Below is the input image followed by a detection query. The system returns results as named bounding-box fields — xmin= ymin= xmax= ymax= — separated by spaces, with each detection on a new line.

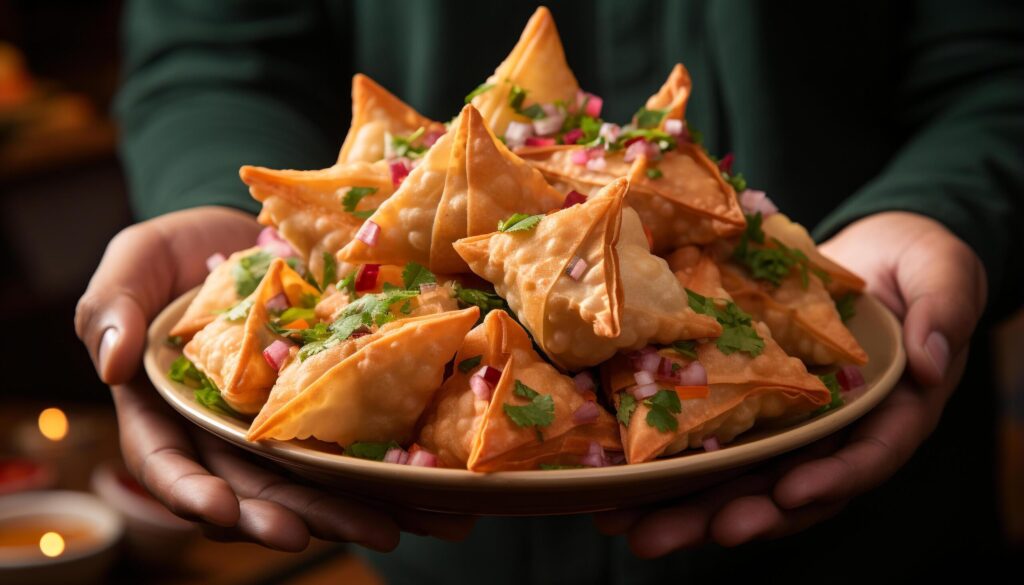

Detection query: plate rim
xmin=144 ymin=287 xmax=905 ymax=490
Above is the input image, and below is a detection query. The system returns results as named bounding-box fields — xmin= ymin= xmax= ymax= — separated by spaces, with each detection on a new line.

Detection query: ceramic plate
xmin=145 ymin=288 xmax=904 ymax=515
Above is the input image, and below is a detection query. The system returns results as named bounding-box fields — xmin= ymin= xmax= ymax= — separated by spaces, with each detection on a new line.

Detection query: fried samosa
xmin=170 ymin=246 xmax=262 ymax=341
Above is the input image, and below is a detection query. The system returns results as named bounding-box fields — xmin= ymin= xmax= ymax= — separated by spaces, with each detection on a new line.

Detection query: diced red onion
xmin=505 ymin=121 xmax=534 ymax=149
xmin=677 ymin=361 xmax=708 ymax=386
xmin=623 ymin=140 xmax=659 ymax=163
xmin=349 ymin=328 xmax=370 ymax=339
xmin=583 ymin=94 xmax=603 ymax=118
xmin=836 ymin=366 xmax=866 ymax=392
xmin=532 ymin=105 xmax=566 ymax=136
xmin=703 ymin=437 xmax=721 ymax=452
xmin=422 ymin=129 xmax=444 ymax=148
xmin=658 ymin=357 xmax=676 ymax=379
xmin=206 ymin=252 xmax=226 ymax=272
xmin=262 ymin=340 xmax=291 ymax=371
xmin=634 ymin=370 xmax=655 ymax=386
xmin=638 ymin=351 xmax=662 ymax=374
xmin=573 ymin=371 xmax=596 ymax=393
xmin=586 ymin=156 xmax=607 ymax=172
xmin=718 ymin=152 xmax=735 ymax=174
xmin=664 ymin=118 xmax=685 ymax=137
xmin=390 ymin=159 xmax=411 ymax=187
xmin=599 ymin=123 xmax=621 ymax=144
xmin=419 ymin=282 xmax=437 ymax=293
xmin=384 ymin=448 xmax=409 ymax=465
xmin=580 ymin=441 xmax=606 ymax=467
xmin=631 ymin=383 xmax=659 ymax=400
xmin=408 ymin=449 xmax=438 ymax=467
xmin=470 ymin=374 xmax=494 ymax=401
xmin=572 ymin=401 xmax=600 ymax=425
xmin=478 ymin=365 xmax=503 ymax=386
xmin=562 ymin=128 xmax=584 ymax=145
xmin=738 ymin=189 xmax=779 ymax=217
xmin=570 ymin=149 xmax=590 ymax=165
xmin=257 ymin=227 xmax=297 ymax=259
xmin=354 ymin=264 xmax=380 ymax=292
xmin=562 ymin=190 xmax=588 ymax=208
xmin=264 ymin=292 xmax=289 ymax=312
xmin=565 ymin=255 xmax=588 ymax=280
xmin=525 ymin=136 xmax=557 ymax=147
xmin=355 ymin=220 xmax=381 ymax=247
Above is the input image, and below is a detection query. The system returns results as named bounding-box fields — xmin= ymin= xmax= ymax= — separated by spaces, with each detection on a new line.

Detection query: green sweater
xmin=116 ymin=2 xmax=1021 ymax=580
xmin=116 ymin=0 xmax=1024 ymax=314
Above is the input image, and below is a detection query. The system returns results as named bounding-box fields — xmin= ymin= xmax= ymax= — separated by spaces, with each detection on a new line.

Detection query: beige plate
xmin=146 ymin=289 xmax=904 ymax=516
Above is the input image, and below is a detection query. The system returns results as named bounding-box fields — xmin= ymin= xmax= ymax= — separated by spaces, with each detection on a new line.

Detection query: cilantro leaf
xmin=232 ymin=250 xmax=273 ymax=297
xmin=222 ymin=298 xmax=254 ymax=322
xmin=168 ymin=356 xmax=238 ymax=416
xmin=347 ymin=441 xmax=400 ymax=461
xmin=685 ymin=289 xmax=765 ymax=357
xmin=453 ymin=283 xmax=508 ymax=318
xmin=278 ymin=306 xmax=315 ymax=324
xmin=520 ymin=104 xmax=547 ymax=120
xmin=342 ymin=186 xmax=379 ymax=214
xmin=716 ymin=322 xmax=766 ymax=356
xmin=835 ymin=293 xmax=857 ymax=322
xmin=733 ymin=213 xmax=826 ymax=291
xmin=617 ymin=393 xmax=637 ymax=426
xmin=465 ymin=82 xmax=495 ymax=103
xmin=402 ymin=262 xmax=437 ymax=290
xmin=497 ymin=213 xmax=543 ymax=233
xmin=337 ymin=272 xmax=356 ymax=297
xmin=166 ymin=335 xmax=183 ymax=348
xmin=645 ymin=167 xmax=663 ymax=179
xmin=503 ymin=380 xmax=555 ymax=429
xmin=508 ymin=85 xmax=547 ymax=119
xmin=643 ymin=389 xmax=681 ymax=432
xmin=457 ymin=355 xmax=483 ymax=374
xmin=669 ymin=340 xmax=697 ymax=359
xmin=351 ymin=209 xmax=377 ymax=220
xmin=300 ymin=287 xmax=420 ymax=360
xmin=723 ymin=172 xmax=747 ymax=193
xmin=813 ymin=373 xmax=845 ymax=415
xmin=390 ymin=127 xmax=428 ymax=158
xmin=633 ymin=107 xmax=668 ymax=129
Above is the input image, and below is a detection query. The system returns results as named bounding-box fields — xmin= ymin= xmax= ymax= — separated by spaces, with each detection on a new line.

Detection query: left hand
xmin=593 ymin=211 xmax=988 ymax=557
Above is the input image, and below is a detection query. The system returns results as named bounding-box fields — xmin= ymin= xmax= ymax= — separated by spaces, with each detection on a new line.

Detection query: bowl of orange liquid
xmin=0 ymin=491 xmax=124 ymax=585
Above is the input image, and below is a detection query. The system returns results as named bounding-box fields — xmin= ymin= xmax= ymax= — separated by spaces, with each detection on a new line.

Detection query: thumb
xmin=76 ymin=224 xmax=176 ymax=385
xmin=896 ymin=229 xmax=987 ymax=388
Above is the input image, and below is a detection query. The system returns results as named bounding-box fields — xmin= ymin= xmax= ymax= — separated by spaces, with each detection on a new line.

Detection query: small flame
xmin=38 ymin=408 xmax=69 ymax=442
xmin=39 ymin=531 xmax=65 ymax=558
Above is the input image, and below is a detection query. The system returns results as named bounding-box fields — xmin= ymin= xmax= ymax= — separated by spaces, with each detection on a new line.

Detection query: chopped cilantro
xmin=341 ymin=186 xmax=378 ymax=215
xmin=465 ymin=82 xmax=495 ymax=103
xmin=814 ymin=373 xmax=845 ymax=415
xmin=300 ymin=285 xmax=420 ymax=361
xmin=734 ymin=212 xmax=829 ymax=290
xmin=633 ymin=107 xmax=668 ymax=129
xmin=168 ymin=356 xmax=238 ymax=417
xmin=643 ymin=389 xmax=681 ymax=432
xmin=453 ymin=283 xmax=508 ymax=318
xmin=457 ymin=355 xmax=483 ymax=374
xmin=402 ymin=262 xmax=437 ymax=290
xmin=391 ymin=127 xmax=428 ymax=158
xmin=617 ymin=393 xmax=637 ymax=426
xmin=222 ymin=298 xmax=254 ymax=322
xmin=337 ymin=272 xmax=356 ymax=297
xmin=232 ymin=250 xmax=273 ymax=297
xmin=686 ymin=289 xmax=765 ymax=357
xmin=279 ymin=306 xmax=315 ymax=324
xmin=351 ymin=209 xmax=376 ymax=220
xmin=645 ymin=167 xmax=663 ymax=179
xmin=503 ymin=380 xmax=555 ymax=429
xmin=669 ymin=340 xmax=698 ymax=360
xmin=166 ymin=335 xmax=183 ymax=348
xmin=347 ymin=441 xmax=400 ymax=461
xmin=497 ymin=213 xmax=543 ymax=233
xmin=723 ymin=172 xmax=747 ymax=193
xmin=835 ymin=293 xmax=857 ymax=322
xmin=508 ymin=85 xmax=547 ymax=119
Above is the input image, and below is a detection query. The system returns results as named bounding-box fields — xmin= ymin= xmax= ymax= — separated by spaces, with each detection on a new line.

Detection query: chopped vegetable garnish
xmin=835 ymin=293 xmax=857 ymax=322
xmin=354 ymin=264 xmax=380 ymax=292
xmin=508 ymin=85 xmax=547 ymax=119
xmin=457 ymin=355 xmax=483 ymax=374
xmin=168 ymin=356 xmax=238 ymax=416
xmin=643 ymin=389 xmax=682 ymax=432
xmin=669 ymin=340 xmax=697 ymax=359
xmin=633 ymin=107 xmax=668 ymax=129
xmin=645 ymin=167 xmax=663 ymax=179
xmin=503 ymin=380 xmax=555 ymax=430
xmin=390 ymin=127 xmax=428 ymax=159
xmin=347 ymin=441 xmax=401 ymax=461
xmin=617 ymin=393 xmax=637 ymax=426
xmin=464 ymin=82 xmax=495 ymax=103
xmin=402 ymin=261 xmax=436 ymax=290
xmin=565 ymin=255 xmax=588 ymax=280
xmin=497 ymin=213 xmax=543 ymax=233
xmin=734 ymin=212 xmax=831 ymax=288
xmin=342 ymin=186 xmax=379 ymax=217
xmin=337 ymin=272 xmax=356 ymax=297
xmin=453 ymin=283 xmax=508 ymax=318
xmin=355 ymin=220 xmax=381 ymax=247
xmin=686 ymin=289 xmax=765 ymax=357
xmin=232 ymin=250 xmax=273 ymax=297
xmin=222 ymin=298 xmax=254 ymax=322
xmin=814 ymin=373 xmax=844 ymax=415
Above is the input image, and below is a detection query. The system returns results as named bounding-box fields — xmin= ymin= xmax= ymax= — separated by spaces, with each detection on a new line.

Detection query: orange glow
xmin=38 ymin=408 xmax=68 ymax=441
xmin=39 ymin=531 xmax=64 ymax=557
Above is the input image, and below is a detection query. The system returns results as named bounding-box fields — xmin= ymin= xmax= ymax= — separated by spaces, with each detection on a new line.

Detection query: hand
xmin=594 ymin=211 xmax=988 ymax=557
xmin=76 ymin=206 xmax=474 ymax=551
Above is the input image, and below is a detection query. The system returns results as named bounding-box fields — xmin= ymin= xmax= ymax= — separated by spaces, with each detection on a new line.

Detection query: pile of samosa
xmin=169 ymin=7 xmax=868 ymax=470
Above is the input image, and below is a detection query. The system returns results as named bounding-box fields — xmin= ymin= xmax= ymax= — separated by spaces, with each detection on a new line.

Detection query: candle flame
xmin=38 ymin=408 xmax=68 ymax=441
xmin=39 ymin=531 xmax=65 ymax=558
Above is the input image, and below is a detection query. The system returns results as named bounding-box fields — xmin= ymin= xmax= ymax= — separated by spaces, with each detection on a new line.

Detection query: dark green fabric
xmin=115 ymin=1 xmax=1022 ymax=580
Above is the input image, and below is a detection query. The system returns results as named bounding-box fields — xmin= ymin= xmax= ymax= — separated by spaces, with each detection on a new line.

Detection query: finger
xmin=111 ymin=380 xmax=240 ymax=527
xmin=75 ymin=207 xmax=260 ymax=384
xmin=391 ymin=507 xmax=477 ymax=542
xmin=195 ymin=432 xmax=401 ymax=552
xmin=709 ymin=495 xmax=848 ymax=546
xmin=894 ymin=226 xmax=986 ymax=387
xmin=593 ymin=507 xmax=648 ymax=536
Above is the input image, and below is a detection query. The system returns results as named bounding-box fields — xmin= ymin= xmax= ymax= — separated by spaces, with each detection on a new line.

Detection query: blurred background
xmin=0 ymin=1 xmax=1021 ymax=583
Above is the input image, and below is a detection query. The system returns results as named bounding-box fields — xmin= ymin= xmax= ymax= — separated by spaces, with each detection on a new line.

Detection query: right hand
xmin=76 ymin=206 xmax=474 ymax=551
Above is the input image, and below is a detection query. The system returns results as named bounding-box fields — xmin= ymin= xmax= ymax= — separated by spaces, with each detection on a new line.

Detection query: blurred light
xmin=38 ymin=408 xmax=68 ymax=441
xmin=39 ymin=531 xmax=64 ymax=557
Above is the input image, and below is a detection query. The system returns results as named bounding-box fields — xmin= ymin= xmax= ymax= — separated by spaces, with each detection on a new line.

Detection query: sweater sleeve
xmin=115 ymin=0 xmax=350 ymax=219
xmin=813 ymin=0 xmax=1024 ymax=315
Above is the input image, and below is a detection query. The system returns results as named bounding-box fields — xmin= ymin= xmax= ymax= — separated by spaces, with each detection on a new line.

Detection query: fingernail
xmin=98 ymin=328 xmax=119 ymax=374
xmin=924 ymin=331 xmax=949 ymax=380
